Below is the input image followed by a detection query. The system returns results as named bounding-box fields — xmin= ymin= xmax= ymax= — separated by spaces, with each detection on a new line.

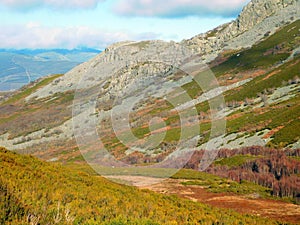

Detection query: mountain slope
xmin=0 ymin=16 xmax=299 ymax=157
xmin=0 ymin=147 xmax=280 ymax=225
xmin=0 ymin=0 xmax=298 ymax=162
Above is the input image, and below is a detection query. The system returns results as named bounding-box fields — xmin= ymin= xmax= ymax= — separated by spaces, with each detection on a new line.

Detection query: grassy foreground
xmin=0 ymin=147 xmax=283 ymax=225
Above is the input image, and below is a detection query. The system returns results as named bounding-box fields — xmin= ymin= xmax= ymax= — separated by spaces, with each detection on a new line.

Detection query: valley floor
xmin=107 ymin=175 xmax=300 ymax=224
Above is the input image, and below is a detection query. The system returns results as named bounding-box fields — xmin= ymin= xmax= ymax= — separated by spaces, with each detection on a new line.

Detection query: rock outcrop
xmin=26 ymin=0 xmax=300 ymax=101
xmin=182 ymin=0 xmax=300 ymax=58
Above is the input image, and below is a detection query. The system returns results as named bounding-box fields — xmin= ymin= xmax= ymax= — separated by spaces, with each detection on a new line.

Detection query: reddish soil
xmin=263 ymin=126 xmax=285 ymax=139
xmin=226 ymin=112 xmax=244 ymax=121
xmin=110 ymin=176 xmax=300 ymax=224
xmin=263 ymin=70 xmax=281 ymax=81
xmin=219 ymin=69 xmax=266 ymax=86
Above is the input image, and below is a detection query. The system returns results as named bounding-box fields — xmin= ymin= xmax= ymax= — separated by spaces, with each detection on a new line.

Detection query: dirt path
xmin=107 ymin=176 xmax=300 ymax=224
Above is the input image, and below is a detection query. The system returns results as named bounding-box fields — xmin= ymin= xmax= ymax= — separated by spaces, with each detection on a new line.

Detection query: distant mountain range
xmin=0 ymin=48 xmax=101 ymax=91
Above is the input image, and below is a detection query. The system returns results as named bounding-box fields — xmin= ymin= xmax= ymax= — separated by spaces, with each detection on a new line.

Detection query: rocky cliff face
xmin=237 ymin=0 xmax=297 ymax=31
xmin=26 ymin=0 xmax=300 ymax=101
xmin=27 ymin=0 xmax=300 ymax=101
xmin=227 ymin=0 xmax=297 ymax=38
xmin=27 ymin=40 xmax=194 ymax=100
xmin=182 ymin=0 xmax=300 ymax=58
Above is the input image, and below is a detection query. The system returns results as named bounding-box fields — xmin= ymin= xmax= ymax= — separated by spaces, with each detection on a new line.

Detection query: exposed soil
xmin=263 ymin=125 xmax=285 ymax=139
xmin=107 ymin=176 xmax=300 ymax=224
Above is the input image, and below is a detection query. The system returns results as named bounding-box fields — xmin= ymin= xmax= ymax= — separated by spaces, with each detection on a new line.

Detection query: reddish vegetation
xmin=218 ymin=69 xmax=266 ymax=86
xmin=0 ymin=91 xmax=74 ymax=139
xmin=142 ymin=178 xmax=300 ymax=224
xmin=185 ymin=147 xmax=300 ymax=201
xmin=96 ymin=146 xmax=300 ymax=204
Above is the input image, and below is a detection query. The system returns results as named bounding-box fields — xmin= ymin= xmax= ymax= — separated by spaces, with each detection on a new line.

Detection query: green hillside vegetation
xmin=212 ymin=19 xmax=300 ymax=76
xmin=226 ymin=94 xmax=300 ymax=147
xmin=1 ymin=74 xmax=63 ymax=105
xmin=174 ymin=169 xmax=272 ymax=198
xmin=165 ymin=20 xmax=300 ymax=148
xmin=0 ymin=148 xmax=282 ymax=225
xmin=135 ymin=20 xmax=300 ymax=150
xmin=225 ymin=57 xmax=300 ymax=102
xmin=180 ymin=19 xmax=300 ymax=97
xmin=213 ymin=154 xmax=259 ymax=168
xmin=0 ymin=74 xmax=74 ymax=139
xmin=190 ymin=20 xmax=299 ymax=104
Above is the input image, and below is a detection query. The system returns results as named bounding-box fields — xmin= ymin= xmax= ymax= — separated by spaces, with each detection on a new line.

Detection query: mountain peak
xmin=236 ymin=0 xmax=299 ymax=33
xmin=182 ymin=0 xmax=299 ymax=60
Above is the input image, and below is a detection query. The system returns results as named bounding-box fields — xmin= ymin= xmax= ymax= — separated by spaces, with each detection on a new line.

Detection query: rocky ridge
xmin=183 ymin=0 xmax=300 ymax=57
xmin=26 ymin=0 xmax=300 ymax=101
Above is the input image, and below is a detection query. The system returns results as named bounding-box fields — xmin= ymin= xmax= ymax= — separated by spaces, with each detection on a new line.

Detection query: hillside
xmin=0 ymin=15 xmax=299 ymax=157
xmin=0 ymin=147 xmax=281 ymax=225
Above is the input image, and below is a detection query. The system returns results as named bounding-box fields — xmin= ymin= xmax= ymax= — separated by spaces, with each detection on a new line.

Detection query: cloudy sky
xmin=0 ymin=0 xmax=250 ymax=49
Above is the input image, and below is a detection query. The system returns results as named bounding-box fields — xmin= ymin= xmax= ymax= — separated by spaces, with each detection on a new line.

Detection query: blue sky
xmin=0 ymin=0 xmax=250 ymax=50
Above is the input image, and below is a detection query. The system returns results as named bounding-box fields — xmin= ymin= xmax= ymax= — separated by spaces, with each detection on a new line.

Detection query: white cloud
xmin=114 ymin=0 xmax=250 ymax=18
xmin=0 ymin=0 xmax=104 ymax=10
xmin=0 ymin=23 xmax=159 ymax=49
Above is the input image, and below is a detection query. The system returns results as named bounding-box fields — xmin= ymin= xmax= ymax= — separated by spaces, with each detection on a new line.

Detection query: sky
xmin=0 ymin=0 xmax=251 ymax=50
